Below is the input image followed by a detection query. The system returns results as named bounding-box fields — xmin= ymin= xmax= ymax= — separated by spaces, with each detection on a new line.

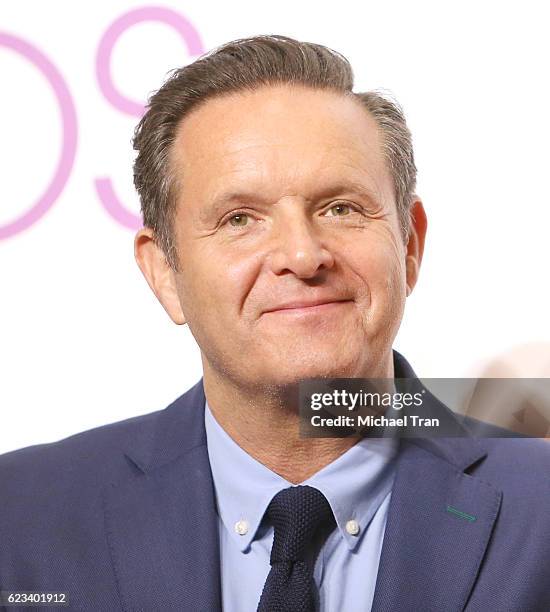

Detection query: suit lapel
xmin=371 ymin=437 xmax=501 ymax=612
xmin=102 ymin=381 xmax=222 ymax=612
xmin=372 ymin=352 xmax=503 ymax=611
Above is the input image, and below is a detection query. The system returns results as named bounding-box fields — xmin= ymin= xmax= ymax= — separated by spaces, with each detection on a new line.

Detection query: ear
xmin=405 ymin=197 xmax=428 ymax=297
xmin=134 ymin=227 xmax=186 ymax=325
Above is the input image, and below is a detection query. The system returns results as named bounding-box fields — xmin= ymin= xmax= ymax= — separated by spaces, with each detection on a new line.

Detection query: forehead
xmin=170 ymin=85 xmax=392 ymax=209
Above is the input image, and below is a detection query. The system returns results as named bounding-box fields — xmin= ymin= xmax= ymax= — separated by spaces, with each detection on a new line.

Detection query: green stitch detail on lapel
xmin=446 ymin=504 xmax=477 ymax=522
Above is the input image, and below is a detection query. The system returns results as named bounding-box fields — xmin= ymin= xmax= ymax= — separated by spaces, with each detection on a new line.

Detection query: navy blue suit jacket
xmin=1 ymin=351 xmax=550 ymax=611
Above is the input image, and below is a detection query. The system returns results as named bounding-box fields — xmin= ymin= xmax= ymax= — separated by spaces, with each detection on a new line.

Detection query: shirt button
xmin=234 ymin=520 xmax=249 ymax=535
xmin=346 ymin=519 xmax=360 ymax=536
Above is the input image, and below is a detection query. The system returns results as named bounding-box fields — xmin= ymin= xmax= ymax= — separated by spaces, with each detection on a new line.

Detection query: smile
xmin=262 ymin=300 xmax=353 ymax=316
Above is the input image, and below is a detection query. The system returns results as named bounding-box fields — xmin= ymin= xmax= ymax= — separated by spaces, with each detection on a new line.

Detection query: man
xmin=1 ymin=35 xmax=549 ymax=612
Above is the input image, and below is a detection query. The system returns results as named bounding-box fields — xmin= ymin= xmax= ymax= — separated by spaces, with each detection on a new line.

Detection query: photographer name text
xmin=310 ymin=414 xmax=440 ymax=428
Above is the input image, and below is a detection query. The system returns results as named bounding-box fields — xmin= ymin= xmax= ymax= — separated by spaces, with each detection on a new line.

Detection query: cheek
xmin=188 ymin=251 xmax=260 ymax=322
xmin=351 ymin=238 xmax=407 ymax=314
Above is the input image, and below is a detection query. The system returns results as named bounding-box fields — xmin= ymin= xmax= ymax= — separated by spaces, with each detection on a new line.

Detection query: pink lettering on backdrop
xmin=0 ymin=32 xmax=77 ymax=239
xmin=95 ymin=7 xmax=204 ymax=229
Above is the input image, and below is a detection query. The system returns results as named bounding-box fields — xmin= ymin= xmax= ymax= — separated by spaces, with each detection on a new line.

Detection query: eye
xmin=324 ymin=202 xmax=353 ymax=217
xmin=228 ymin=213 xmax=250 ymax=227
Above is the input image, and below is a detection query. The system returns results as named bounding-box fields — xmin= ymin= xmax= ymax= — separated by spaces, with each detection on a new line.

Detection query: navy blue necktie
xmin=257 ymin=485 xmax=336 ymax=612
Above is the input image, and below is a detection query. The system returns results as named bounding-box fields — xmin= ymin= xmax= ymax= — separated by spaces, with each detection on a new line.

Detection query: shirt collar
xmin=302 ymin=434 xmax=398 ymax=549
xmin=204 ymin=400 xmax=398 ymax=553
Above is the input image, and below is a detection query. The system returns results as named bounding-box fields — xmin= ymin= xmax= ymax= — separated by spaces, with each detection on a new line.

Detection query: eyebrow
xmin=203 ymin=179 xmax=382 ymax=221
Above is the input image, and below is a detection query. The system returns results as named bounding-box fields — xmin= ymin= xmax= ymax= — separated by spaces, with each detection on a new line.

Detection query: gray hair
xmin=133 ymin=34 xmax=417 ymax=270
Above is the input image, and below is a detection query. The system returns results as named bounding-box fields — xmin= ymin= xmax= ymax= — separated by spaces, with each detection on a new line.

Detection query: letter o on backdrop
xmin=0 ymin=32 xmax=77 ymax=240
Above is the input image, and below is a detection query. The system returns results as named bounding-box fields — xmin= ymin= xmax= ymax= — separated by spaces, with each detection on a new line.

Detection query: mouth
xmin=262 ymin=299 xmax=354 ymax=316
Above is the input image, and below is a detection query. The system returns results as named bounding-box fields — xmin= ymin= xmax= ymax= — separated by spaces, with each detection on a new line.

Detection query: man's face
xmin=158 ymin=85 xmax=424 ymax=386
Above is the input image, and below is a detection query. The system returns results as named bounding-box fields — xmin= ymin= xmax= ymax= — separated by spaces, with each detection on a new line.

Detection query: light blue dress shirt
xmin=204 ymin=401 xmax=399 ymax=612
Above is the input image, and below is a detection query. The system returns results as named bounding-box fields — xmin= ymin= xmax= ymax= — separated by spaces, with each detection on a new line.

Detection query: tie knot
xmin=266 ymin=485 xmax=335 ymax=564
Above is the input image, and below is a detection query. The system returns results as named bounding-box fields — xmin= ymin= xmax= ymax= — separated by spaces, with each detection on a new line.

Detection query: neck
xmin=202 ymin=351 xmax=395 ymax=484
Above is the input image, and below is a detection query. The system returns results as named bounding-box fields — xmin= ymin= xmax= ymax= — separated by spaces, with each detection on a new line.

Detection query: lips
xmin=263 ymin=298 xmax=352 ymax=314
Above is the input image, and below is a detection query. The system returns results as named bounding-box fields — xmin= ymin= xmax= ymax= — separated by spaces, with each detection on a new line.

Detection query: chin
xmin=265 ymin=356 xmax=360 ymax=384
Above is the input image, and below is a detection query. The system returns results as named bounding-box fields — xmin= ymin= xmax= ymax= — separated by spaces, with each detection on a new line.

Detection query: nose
xmin=266 ymin=205 xmax=335 ymax=278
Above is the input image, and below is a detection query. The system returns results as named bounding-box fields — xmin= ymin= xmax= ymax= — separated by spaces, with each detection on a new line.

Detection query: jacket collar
xmin=392 ymin=348 xmax=489 ymax=470
xmin=123 ymin=378 xmax=207 ymax=475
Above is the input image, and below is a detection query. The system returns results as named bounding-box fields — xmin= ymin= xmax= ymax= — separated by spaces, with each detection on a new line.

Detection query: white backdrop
xmin=1 ymin=0 xmax=549 ymax=454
